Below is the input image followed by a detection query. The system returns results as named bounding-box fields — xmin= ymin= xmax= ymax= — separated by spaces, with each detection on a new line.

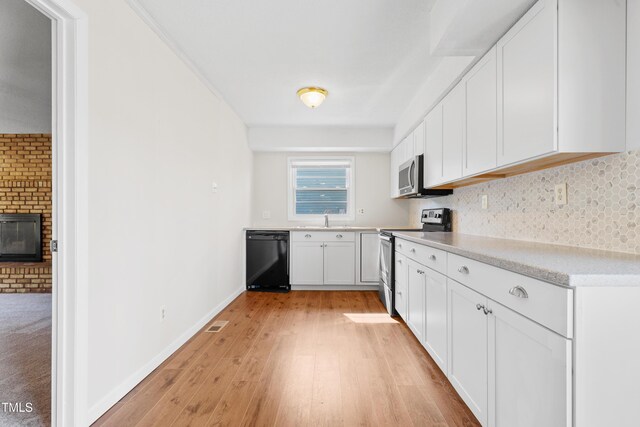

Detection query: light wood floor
xmin=93 ymin=291 xmax=480 ymax=427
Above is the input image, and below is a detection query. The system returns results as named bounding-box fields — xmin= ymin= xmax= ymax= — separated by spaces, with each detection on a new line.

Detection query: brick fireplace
xmin=0 ymin=134 xmax=52 ymax=293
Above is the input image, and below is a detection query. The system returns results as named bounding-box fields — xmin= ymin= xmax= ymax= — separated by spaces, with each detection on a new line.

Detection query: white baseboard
xmin=87 ymin=285 xmax=245 ymax=424
xmin=291 ymin=285 xmax=378 ymax=291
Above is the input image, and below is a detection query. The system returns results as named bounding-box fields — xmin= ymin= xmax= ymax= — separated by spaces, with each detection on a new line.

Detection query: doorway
xmin=1 ymin=0 xmax=88 ymax=425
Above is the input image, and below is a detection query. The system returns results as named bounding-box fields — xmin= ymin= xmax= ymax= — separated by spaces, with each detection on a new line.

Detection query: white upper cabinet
xmin=497 ymin=0 xmax=556 ymax=166
xmin=389 ymin=145 xmax=400 ymax=198
xmin=424 ymin=104 xmax=443 ymax=188
xmin=403 ymin=134 xmax=415 ymax=162
xmin=415 ymin=0 xmax=626 ymax=187
xmin=464 ymin=46 xmax=498 ymax=176
xmin=413 ymin=120 xmax=426 ymax=157
xmin=441 ymin=83 xmax=465 ymax=183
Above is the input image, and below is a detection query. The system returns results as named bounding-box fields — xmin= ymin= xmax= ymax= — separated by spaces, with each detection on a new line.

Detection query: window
xmin=288 ymin=157 xmax=355 ymax=221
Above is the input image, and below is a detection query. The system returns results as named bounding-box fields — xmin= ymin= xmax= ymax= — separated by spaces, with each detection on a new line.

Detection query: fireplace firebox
xmin=0 ymin=214 xmax=42 ymax=262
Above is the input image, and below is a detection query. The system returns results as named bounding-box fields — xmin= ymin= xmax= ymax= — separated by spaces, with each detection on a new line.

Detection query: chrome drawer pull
xmin=429 ymin=254 xmax=437 ymax=261
xmin=417 ymin=269 xmax=425 ymax=275
xmin=397 ymin=243 xmax=403 ymax=248
xmin=458 ymin=266 xmax=469 ymax=274
xmin=476 ymin=303 xmax=484 ymax=311
xmin=305 ymin=234 xmax=312 ymax=238
xmin=483 ymin=307 xmax=493 ymax=315
xmin=410 ymin=248 xmax=416 ymax=253
xmin=509 ymin=286 xmax=529 ymax=299
xmin=336 ymin=234 xmax=343 ymax=238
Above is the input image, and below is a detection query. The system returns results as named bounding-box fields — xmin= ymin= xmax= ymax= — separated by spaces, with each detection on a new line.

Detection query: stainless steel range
xmin=378 ymin=208 xmax=451 ymax=315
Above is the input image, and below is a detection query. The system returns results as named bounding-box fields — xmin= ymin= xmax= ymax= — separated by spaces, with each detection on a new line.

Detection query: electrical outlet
xmin=555 ymin=183 xmax=567 ymax=205
xmin=160 ymin=306 xmax=166 ymax=321
xmin=211 ymin=182 xmax=218 ymax=193
xmin=481 ymin=195 xmax=488 ymax=210
xmin=262 ymin=210 xmax=271 ymax=219
xmin=357 ymin=208 xmax=365 ymax=215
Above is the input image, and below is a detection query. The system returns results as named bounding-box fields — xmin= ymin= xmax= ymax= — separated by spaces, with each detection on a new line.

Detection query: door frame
xmin=23 ymin=0 xmax=89 ymax=425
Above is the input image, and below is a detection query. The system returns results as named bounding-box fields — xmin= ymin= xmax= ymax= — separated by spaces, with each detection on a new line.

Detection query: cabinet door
xmin=488 ymin=302 xmax=571 ymax=427
xmin=441 ymin=83 xmax=465 ymax=183
xmin=359 ymin=233 xmax=379 ymax=283
xmin=403 ymin=135 xmax=414 ymax=162
xmin=413 ymin=120 xmax=426 ymax=156
xmin=424 ymin=104 xmax=443 ymax=188
xmin=448 ymin=279 xmax=488 ymax=426
xmin=464 ymin=46 xmax=498 ymax=176
xmin=394 ymin=253 xmax=408 ymax=320
xmin=290 ymin=242 xmax=324 ymax=285
xmin=407 ymin=260 xmax=426 ymax=343
xmin=497 ymin=0 xmax=557 ymax=166
xmin=424 ymin=268 xmax=448 ymax=374
xmin=323 ymin=242 xmax=355 ymax=285
xmin=390 ymin=145 xmax=400 ymax=198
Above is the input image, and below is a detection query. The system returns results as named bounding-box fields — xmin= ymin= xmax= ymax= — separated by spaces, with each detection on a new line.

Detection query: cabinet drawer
xmin=396 ymin=239 xmax=447 ymax=275
xmin=291 ymin=231 xmax=355 ymax=242
xmin=447 ymin=253 xmax=573 ymax=338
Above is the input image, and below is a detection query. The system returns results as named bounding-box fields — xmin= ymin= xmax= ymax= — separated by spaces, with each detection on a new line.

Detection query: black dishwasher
xmin=246 ymin=230 xmax=290 ymax=292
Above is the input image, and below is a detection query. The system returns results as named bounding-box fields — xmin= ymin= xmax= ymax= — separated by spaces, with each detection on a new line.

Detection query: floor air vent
xmin=205 ymin=320 xmax=229 ymax=333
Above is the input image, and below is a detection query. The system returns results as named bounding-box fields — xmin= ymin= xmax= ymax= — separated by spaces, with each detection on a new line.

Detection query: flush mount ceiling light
xmin=297 ymin=87 xmax=328 ymax=109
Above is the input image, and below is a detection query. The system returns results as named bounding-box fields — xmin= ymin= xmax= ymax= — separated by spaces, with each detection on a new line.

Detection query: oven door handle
xmin=379 ymin=234 xmax=393 ymax=243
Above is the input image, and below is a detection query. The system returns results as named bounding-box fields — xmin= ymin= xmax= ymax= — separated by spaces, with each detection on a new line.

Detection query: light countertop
xmin=244 ymin=226 xmax=419 ymax=232
xmin=392 ymin=232 xmax=640 ymax=288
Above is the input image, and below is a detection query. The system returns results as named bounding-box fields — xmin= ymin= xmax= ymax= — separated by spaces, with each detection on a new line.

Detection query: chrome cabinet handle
xmin=417 ymin=269 xmax=425 ymax=275
xmin=458 ymin=266 xmax=469 ymax=274
xmin=336 ymin=234 xmax=343 ymax=238
xmin=484 ymin=307 xmax=493 ymax=315
xmin=305 ymin=234 xmax=311 ymax=238
xmin=429 ymin=254 xmax=437 ymax=261
xmin=509 ymin=286 xmax=529 ymax=299
xmin=397 ymin=259 xmax=402 ymax=263
xmin=397 ymin=291 xmax=402 ymax=295
xmin=410 ymin=248 xmax=416 ymax=253
xmin=397 ymin=243 xmax=403 ymax=248
xmin=476 ymin=303 xmax=484 ymax=311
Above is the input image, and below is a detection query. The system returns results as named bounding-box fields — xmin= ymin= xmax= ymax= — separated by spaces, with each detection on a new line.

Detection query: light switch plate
xmin=481 ymin=195 xmax=488 ymax=210
xmin=555 ymin=183 xmax=567 ymax=205
xmin=262 ymin=210 xmax=271 ymax=219
xmin=357 ymin=208 xmax=365 ymax=215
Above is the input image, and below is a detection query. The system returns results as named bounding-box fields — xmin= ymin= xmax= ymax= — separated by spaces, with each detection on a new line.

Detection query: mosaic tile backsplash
xmin=410 ymin=150 xmax=640 ymax=254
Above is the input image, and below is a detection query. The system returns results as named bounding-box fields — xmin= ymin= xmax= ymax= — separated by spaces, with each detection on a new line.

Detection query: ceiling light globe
xmin=297 ymin=87 xmax=328 ymax=109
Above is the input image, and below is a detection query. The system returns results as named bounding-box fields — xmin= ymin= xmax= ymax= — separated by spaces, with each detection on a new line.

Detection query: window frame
xmin=287 ymin=156 xmax=356 ymax=222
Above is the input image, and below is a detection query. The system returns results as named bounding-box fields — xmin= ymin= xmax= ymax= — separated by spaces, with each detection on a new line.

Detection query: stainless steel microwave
xmin=398 ymin=155 xmax=423 ymax=197
xmin=398 ymin=154 xmax=452 ymax=198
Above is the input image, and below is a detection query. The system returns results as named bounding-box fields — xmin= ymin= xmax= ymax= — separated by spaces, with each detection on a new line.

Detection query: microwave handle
xmin=409 ymin=159 xmax=415 ymax=188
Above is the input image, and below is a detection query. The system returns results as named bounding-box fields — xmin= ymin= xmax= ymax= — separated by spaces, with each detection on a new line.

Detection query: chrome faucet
xmin=324 ymin=212 xmax=329 ymax=228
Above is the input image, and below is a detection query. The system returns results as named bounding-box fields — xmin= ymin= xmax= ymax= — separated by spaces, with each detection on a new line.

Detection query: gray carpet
xmin=0 ymin=294 xmax=51 ymax=427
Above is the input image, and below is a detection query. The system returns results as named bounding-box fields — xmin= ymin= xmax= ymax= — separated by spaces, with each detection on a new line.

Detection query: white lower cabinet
xmin=359 ymin=233 xmax=379 ymax=283
xmin=447 ymin=279 xmax=489 ymax=426
xmin=323 ymin=242 xmax=355 ymax=285
xmin=424 ymin=268 xmax=448 ymax=374
xmin=406 ymin=260 xmax=426 ymax=343
xmin=290 ymin=241 xmax=324 ymax=285
xmin=290 ymin=233 xmax=355 ymax=286
xmin=488 ymin=301 xmax=571 ymax=427
xmin=394 ymin=252 xmax=408 ymax=320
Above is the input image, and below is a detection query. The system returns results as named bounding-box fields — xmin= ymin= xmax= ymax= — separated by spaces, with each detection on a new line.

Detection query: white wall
xmin=74 ymin=0 xmax=253 ymax=421
xmin=249 ymin=126 xmax=394 ymax=152
xmin=252 ymin=152 xmax=410 ymax=227
xmin=628 ymin=0 xmax=640 ymax=151
xmin=0 ymin=0 xmax=51 ymax=133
